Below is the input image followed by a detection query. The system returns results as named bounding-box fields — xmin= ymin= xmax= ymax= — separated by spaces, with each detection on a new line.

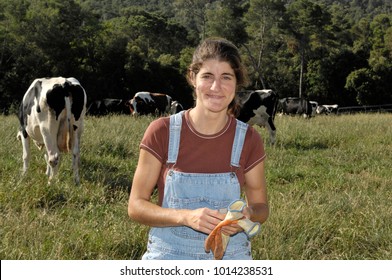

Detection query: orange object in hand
xmin=204 ymin=199 xmax=261 ymax=260
xmin=204 ymin=219 xmax=239 ymax=260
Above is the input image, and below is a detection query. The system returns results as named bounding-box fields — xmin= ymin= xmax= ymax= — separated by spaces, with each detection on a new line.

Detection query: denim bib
xmin=142 ymin=111 xmax=252 ymax=260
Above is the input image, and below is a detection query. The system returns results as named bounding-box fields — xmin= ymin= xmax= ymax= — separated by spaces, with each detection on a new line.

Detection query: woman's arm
xmin=221 ymin=160 xmax=269 ymax=236
xmin=128 ymin=149 xmax=224 ymax=234
xmin=243 ymin=160 xmax=269 ymax=224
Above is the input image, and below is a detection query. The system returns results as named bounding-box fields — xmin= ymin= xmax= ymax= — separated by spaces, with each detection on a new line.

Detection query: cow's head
xmin=125 ymin=99 xmax=136 ymax=115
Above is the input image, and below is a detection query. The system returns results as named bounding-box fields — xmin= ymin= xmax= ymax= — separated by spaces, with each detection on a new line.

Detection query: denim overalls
xmin=142 ymin=111 xmax=252 ymax=260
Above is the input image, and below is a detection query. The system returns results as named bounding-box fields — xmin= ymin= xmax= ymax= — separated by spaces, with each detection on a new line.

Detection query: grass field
xmin=0 ymin=113 xmax=391 ymax=260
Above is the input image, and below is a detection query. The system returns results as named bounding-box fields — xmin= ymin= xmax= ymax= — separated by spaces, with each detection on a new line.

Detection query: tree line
xmin=0 ymin=0 xmax=391 ymax=114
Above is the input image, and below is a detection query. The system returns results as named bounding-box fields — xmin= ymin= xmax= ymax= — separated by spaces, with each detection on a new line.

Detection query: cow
xmin=316 ymin=104 xmax=339 ymax=115
xmin=128 ymin=92 xmax=172 ymax=116
xmin=236 ymin=89 xmax=278 ymax=145
xmin=87 ymin=98 xmax=131 ymax=116
xmin=170 ymin=100 xmax=184 ymax=114
xmin=17 ymin=77 xmax=87 ymax=185
xmin=278 ymin=97 xmax=313 ymax=118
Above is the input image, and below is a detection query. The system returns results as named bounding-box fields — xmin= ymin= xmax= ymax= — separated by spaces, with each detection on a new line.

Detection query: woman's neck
xmin=188 ymin=108 xmax=229 ymax=135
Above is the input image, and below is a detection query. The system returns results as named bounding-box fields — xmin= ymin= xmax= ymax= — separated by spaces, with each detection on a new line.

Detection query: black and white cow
xmin=128 ymin=92 xmax=172 ymax=116
xmin=236 ymin=89 xmax=278 ymax=145
xmin=278 ymin=97 xmax=313 ymax=118
xmin=17 ymin=77 xmax=87 ymax=185
xmin=87 ymin=98 xmax=131 ymax=116
xmin=316 ymin=104 xmax=339 ymax=115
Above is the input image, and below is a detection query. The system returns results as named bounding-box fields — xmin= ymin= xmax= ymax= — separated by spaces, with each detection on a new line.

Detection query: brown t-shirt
xmin=140 ymin=110 xmax=266 ymax=205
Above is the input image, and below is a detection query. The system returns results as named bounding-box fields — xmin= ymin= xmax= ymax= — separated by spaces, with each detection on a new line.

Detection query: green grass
xmin=1 ymin=113 xmax=391 ymax=259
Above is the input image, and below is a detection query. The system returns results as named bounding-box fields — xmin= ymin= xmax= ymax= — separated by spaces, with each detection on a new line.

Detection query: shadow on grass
xmin=81 ymin=157 xmax=132 ymax=193
xmin=283 ymin=140 xmax=330 ymax=151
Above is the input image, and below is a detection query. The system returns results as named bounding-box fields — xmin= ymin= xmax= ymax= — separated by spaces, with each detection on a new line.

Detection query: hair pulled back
xmin=187 ymin=37 xmax=249 ymax=116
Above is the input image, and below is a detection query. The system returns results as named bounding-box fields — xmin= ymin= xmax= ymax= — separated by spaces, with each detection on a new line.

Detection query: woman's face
xmin=193 ymin=59 xmax=237 ymax=113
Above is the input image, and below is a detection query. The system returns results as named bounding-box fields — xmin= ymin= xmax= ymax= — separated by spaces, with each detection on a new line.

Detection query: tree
xmin=346 ymin=13 xmax=392 ymax=105
xmin=108 ymin=8 xmax=192 ymax=102
xmin=173 ymin=0 xmax=212 ymax=43
xmin=282 ymin=0 xmax=332 ymax=98
xmin=0 ymin=0 xmax=99 ymax=112
xmin=243 ymin=0 xmax=286 ymax=89
xmin=368 ymin=13 xmax=392 ymax=71
xmin=345 ymin=68 xmax=381 ymax=105
xmin=204 ymin=0 xmax=247 ymax=45
xmin=2 ymin=0 xmax=392 ymax=113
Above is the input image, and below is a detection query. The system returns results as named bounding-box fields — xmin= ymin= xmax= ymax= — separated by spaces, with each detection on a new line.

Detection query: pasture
xmin=0 ymin=113 xmax=391 ymax=260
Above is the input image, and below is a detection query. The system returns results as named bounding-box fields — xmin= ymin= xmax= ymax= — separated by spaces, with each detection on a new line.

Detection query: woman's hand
xmin=220 ymin=205 xmax=252 ymax=236
xmin=183 ymin=205 xmax=254 ymax=236
xmin=184 ymin=208 xmax=226 ymax=234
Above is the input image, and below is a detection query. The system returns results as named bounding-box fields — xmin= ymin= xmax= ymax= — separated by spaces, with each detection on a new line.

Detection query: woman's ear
xmin=189 ymin=71 xmax=196 ymax=87
xmin=187 ymin=69 xmax=196 ymax=87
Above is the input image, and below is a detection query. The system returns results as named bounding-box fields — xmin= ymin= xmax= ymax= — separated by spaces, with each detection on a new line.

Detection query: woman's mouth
xmin=207 ymin=94 xmax=224 ymax=99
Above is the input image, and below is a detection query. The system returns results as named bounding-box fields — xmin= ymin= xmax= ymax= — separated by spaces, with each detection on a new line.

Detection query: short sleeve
xmin=242 ymin=126 xmax=266 ymax=172
xmin=140 ymin=117 xmax=169 ymax=163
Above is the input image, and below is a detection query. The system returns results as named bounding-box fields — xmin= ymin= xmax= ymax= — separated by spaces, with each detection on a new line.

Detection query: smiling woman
xmin=187 ymin=38 xmax=249 ymax=117
xmin=128 ymin=37 xmax=269 ymax=260
xmin=191 ymin=59 xmax=236 ymax=118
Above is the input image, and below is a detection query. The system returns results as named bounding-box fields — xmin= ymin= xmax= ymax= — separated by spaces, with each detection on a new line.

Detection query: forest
xmin=0 ymin=0 xmax=391 ymax=113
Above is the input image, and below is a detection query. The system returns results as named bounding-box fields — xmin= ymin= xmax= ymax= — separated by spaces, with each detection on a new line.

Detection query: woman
xmin=128 ymin=37 xmax=269 ymax=260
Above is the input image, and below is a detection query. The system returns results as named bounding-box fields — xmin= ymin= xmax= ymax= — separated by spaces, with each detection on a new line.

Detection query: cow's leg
xmin=72 ymin=129 xmax=81 ymax=185
xmin=270 ymin=129 xmax=276 ymax=145
xmin=261 ymin=123 xmax=276 ymax=145
xmin=266 ymin=118 xmax=277 ymax=145
xmin=18 ymin=131 xmax=31 ymax=174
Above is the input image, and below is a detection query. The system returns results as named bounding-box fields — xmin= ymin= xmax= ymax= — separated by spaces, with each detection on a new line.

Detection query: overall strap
xmin=167 ymin=111 xmax=184 ymax=164
xmin=231 ymin=119 xmax=248 ymax=167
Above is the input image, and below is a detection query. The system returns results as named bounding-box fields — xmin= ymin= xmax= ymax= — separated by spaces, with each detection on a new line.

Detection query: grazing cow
xmin=236 ymin=89 xmax=278 ymax=145
xmin=87 ymin=98 xmax=131 ymax=116
xmin=316 ymin=105 xmax=328 ymax=115
xmin=17 ymin=77 xmax=87 ymax=185
xmin=128 ymin=92 xmax=172 ymax=116
xmin=278 ymin=97 xmax=313 ymax=118
xmin=316 ymin=104 xmax=339 ymax=115
xmin=170 ymin=100 xmax=184 ymax=114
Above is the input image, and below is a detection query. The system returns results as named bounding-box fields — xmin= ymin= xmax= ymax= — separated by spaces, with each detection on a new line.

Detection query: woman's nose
xmin=210 ymin=79 xmax=221 ymax=91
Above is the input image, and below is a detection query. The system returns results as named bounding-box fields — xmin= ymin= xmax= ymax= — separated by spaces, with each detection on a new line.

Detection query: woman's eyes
xmin=200 ymin=74 xmax=233 ymax=81
xmin=201 ymin=74 xmax=213 ymax=80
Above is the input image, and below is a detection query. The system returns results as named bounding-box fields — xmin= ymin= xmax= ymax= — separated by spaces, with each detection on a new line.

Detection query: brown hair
xmin=187 ymin=37 xmax=249 ymax=116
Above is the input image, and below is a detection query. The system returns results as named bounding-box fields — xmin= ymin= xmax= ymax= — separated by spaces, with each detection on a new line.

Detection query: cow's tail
xmin=65 ymin=96 xmax=74 ymax=152
xmin=272 ymin=92 xmax=279 ymax=120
